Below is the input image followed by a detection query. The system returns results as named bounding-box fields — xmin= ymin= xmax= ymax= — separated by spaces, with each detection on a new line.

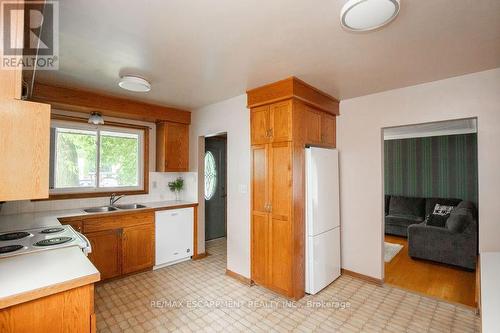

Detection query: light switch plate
xmin=239 ymin=184 xmax=248 ymax=194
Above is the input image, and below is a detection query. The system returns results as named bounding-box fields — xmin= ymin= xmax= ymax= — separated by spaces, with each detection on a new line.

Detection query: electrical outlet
xmin=152 ymin=181 xmax=157 ymax=189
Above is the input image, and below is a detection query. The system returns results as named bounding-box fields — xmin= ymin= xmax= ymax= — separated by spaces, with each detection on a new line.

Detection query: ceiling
xmin=36 ymin=0 xmax=500 ymax=109
xmin=384 ymin=118 xmax=477 ymax=140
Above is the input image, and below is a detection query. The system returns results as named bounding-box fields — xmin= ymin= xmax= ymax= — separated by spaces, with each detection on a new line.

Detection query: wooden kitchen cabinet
xmin=269 ymin=101 xmax=292 ymax=142
xmin=62 ymin=211 xmax=155 ymax=281
xmin=251 ymin=144 xmax=269 ymax=285
xmin=0 ymin=98 xmax=51 ymax=201
xmin=268 ymin=142 xmax=293 ymax=295
xmin=250 ymin=141 xmax=294 ymax=296
xmin=86 ymin=229 xmax=122 ymax=280
xmin=0 ymin=284 xmax=96 ymax=333
xmin=250 ymin=100 xmax=292 ymax=145
xmin=122 ymin=224 xmax=155 ymax=274
xmin=303 ymin=106 xmax=322 ymax=144
xmin=0 ymin=1 xmax=51 ymax=202
xmin=250 ymin=105 xmax=270 ymax=144
xmin=156 ymin=121 xmax=189 ymax=172
xmin=321 ymin=113 xmax=336 ymax=147
xmin=247 ymin=77 xmax=338 ymax=300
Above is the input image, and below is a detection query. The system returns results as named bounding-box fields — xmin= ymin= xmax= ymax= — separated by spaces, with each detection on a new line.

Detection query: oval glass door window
xmin=204 ymin=151 xmax=217 ymax=200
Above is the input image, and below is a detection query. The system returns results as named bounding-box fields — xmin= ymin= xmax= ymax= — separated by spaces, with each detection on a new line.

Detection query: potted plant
xmin=168 ymin=177 xmax=184 ymax=201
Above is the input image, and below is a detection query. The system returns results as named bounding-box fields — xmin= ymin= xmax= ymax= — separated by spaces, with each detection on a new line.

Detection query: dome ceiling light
xmin=340 ymin=0 xmax=400 ymax=32
xmin=118 ymin=75 xmax=151 ymax=92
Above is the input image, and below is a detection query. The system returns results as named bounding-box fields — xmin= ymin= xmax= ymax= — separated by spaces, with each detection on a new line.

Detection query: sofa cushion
xmin=425 ymin=197 xmax=462 ymax=216
xmin=386 ymin=214 xmax=424 ymax=228
xmin=456 ymin=201 xmax=477 ymax=218
xmin=446 ymin=213 xmax=470 ymax=233
xmin=389 ymin=196 xmax=425 ymax=218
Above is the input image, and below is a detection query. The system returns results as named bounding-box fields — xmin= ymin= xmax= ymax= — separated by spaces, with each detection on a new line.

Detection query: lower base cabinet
xmin=122 ymin=224 xmax=155 ymax=274
xmin=62 ymin=211 xmax=155 ymax=281
xmin=0 ymin=284 xmax=96 ymax=333
xmin=86 ymin=229 xmax=122 ymax=280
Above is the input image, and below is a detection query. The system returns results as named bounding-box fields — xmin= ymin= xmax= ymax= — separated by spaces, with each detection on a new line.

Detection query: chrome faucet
xmin=110 ymin=193 xmax=125 ymax=206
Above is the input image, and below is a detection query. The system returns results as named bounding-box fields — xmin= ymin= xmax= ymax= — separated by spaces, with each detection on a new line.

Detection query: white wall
xmin=190 ymin=94 xmax=251 ymax=277
xmin=338 ymin=68 xmax=500 ymax=279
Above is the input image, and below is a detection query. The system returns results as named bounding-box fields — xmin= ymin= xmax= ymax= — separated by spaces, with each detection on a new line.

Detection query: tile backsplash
xmin=0 ymin=172 xmax=197 ymax=215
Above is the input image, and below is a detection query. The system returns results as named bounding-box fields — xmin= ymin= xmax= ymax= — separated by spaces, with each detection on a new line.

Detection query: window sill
xmin=32 ymin=189 xmax=149 ymax=201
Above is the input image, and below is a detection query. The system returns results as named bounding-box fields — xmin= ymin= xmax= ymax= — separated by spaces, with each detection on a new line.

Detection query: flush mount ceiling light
xmin=118 ymin=75 xmax=151 ymax=92
xmin=340 ymin=0 xmax=400 ymax=32
xmin=88 ymin=112 xmax=104 ymax=125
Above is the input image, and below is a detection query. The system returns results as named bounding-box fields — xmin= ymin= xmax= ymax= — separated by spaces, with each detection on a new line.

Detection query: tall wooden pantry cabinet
xmin=247 ymin=77 xmax=339 ymax=300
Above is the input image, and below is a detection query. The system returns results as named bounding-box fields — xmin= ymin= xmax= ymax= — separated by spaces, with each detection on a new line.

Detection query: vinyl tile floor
xmin=95 ymin=238 xmax=480 ymax=332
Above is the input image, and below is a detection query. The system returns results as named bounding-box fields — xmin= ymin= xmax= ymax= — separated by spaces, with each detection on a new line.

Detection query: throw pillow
xmin=425 ymin=204 xmax=455 ymax=228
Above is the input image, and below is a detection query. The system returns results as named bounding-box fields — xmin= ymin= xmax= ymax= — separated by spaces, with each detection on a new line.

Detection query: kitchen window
xmin=49 ymin=118 xmax=148 ymax=198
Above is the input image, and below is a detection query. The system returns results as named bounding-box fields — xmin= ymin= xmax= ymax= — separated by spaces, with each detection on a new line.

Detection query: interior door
xmin=268 ymin=142 xmax=293 ymax=295
xmin=205 ymin=136 xmax=227 ymax=241
xmin=251 ymin=144 xmax=269 ymax=285
xmin=86 ymin=229 xmax=122 ymax=280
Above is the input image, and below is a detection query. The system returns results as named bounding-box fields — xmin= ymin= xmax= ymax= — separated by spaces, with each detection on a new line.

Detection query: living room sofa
xmin=384 ymin=195 xmax=461 ymax=237
xmin=408 ymin=201 xmax=478 ymax=270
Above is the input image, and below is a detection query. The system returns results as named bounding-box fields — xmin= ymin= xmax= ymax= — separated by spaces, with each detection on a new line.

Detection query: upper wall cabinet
xmin=321 ymin=113 xmax=336 ymax=147
xmin=156 ymin=121 xmax=189 ymax=172
xmin=250 ymin=100 xmax=292 ymax=145
xmin=0 ymin=4 xmax=51 ymax=201
xmin=250 ymin=105 xmax=270 ymax=144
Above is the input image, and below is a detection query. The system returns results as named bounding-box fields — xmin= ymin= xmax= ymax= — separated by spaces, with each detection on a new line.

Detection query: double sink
xmin=83 ymin=203 xmax=147 ymax=213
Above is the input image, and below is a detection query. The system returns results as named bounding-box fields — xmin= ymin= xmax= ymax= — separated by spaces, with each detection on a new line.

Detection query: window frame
xmin=45 ymin=115 xmax=149 ymax=200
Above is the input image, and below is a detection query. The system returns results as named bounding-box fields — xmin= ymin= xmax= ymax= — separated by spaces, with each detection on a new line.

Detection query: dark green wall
xmin=384 ymin=134 xmax=478 ymax=204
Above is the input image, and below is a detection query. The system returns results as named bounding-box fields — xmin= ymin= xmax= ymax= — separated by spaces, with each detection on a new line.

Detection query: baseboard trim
xmin=225 ymin=269 xmax=254 ymax=286
xmin=192 ymin=252 xmax=208 ymax=260
xmin=341 ymin=268 xmax=383 ymax=286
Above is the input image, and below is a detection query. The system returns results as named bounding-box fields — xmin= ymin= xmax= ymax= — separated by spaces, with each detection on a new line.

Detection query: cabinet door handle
xmin=269 ymin=204 xmax=272 ymax=212
xmin=269 ymin=128 xmax=273 ymax=138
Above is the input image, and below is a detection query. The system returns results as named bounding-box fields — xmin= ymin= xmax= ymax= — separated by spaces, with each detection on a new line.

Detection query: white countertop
xmin=0 ymin=200 xmax=197 ymax=308
xmin=0 ymin=247 xmax=100 ymax=308
xmin=481 ymin=252 xmax=500 ymax=333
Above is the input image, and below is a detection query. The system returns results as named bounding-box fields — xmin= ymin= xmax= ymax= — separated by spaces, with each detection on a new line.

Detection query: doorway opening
xmin=381 ymin=118 xmax=479 ymax=307
xmin=204 ymin=134 xmax=227 ymax=243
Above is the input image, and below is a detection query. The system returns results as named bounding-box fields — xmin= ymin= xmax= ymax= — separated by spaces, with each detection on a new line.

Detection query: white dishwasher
xmin=155 ymin=208 xmax=194 ymax=268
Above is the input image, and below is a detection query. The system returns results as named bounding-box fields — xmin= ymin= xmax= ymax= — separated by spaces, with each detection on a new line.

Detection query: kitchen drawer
xmin=59 ymin=219 xmax=83 ymax=233
xmin=84 ymin=211 xmax=154 ymax=233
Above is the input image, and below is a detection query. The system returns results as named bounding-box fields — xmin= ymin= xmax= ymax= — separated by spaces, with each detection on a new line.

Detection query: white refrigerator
xmin=305 ymin=147 xmax=341 ymax=295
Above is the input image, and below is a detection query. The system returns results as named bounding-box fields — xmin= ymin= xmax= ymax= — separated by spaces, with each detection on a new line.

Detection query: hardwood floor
xmin=384 ymin=234 xmax=476 ymax=307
